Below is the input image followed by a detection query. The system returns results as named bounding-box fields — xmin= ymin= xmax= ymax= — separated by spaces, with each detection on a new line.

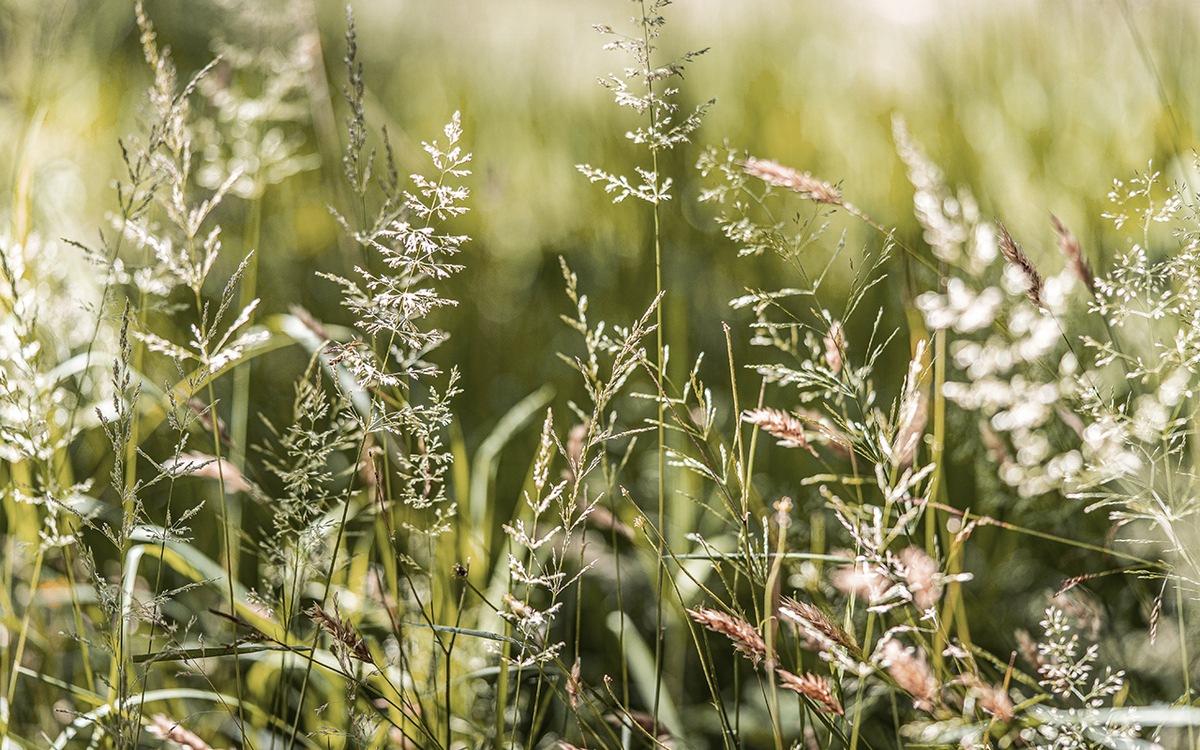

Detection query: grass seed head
xmin=996 ymin=220 xmax=1045 ymax=308
xmin=688 ymin=606 xmax=768 ymax=666
xmin=743 ymin=407 xmax=817 ymax=455
xmin=880 ymin=638 xmax=940 ymax=711
xmin=1050 ymin=214 xmax=1095 ymax=295
xmin=743 ymin=157 xmax=843 ymax=206
xmin=776 ymin=669 xmax=844 ymax=715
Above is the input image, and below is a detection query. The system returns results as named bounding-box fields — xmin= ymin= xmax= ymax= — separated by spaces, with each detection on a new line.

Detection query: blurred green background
xmin=7 ymin=0 xmax=1199 ymax=584
xmin=5 ymin=0 xmax=1200 ymax=737
xmin=3 ymin=0 xmax=1196 ymax=438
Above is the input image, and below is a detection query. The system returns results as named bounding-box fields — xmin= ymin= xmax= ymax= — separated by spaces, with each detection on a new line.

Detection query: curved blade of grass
xmin=49 ymin=687 xmax=321 ymax=750
xmin=468 ymin=385 xmax=554 ymax=559
xmin=606 ymin=610 xmax=684 ymax=742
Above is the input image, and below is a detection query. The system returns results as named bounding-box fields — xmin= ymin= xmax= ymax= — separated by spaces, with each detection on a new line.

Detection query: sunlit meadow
xmin=3 ymin=1 xmax=1200 ymax=748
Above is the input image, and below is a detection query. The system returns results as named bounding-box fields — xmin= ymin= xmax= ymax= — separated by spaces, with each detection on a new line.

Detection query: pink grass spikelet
xmin=824 ymin=320 xmax=846 ymax=374
xmin=148 ymin=715 xmax=215 ymax=750
xmin=743 ymin=407 xmax=817 ymax=455
xmin=880 ymin=638 xmax=940 ymax=712
xmin=743 ymin=157 xmax=843 ymax=206
xmin=688 ymin=606 xmax=768 ymax=666
xmin=776 ymin=669 xmax=844 ymax=715
xmin=898 ymin=546 xmax=942 ymax=611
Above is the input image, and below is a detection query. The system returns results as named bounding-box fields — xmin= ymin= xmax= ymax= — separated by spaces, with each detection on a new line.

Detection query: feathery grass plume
xmin=322 ymin=11 xmax=470 ymax=523
xmin=687 ymin=606 xmax=768 ymax=666
xmin=1024 ymin=606 xmax=1136 ymax=746
xmin=742 ymin=157 xmax=843 ymax=206
xmin=195 ymin=0 xmax=319 ymax=200
xmin=501 ymin=406 xmax=594 ymax=666
xmin=879 ymin=638 xmax=939 ymax=712
xmin=995 ymin=220 xmax=1045 ymax=308
xmin=1050 ymin=214 xmax=1095 ymax=295
xmin=775 ymin=669 xmax=844 ymax=715
xmin=892 ymin=115 xmax=986 ymax=266
xmin=824 ymin=320 xmax=846 ymax=374
xmin=148 ymin=715 xmax=216 ymax=750
xmin=888 ymin=339 xmax=930 ymax=470
xmin=960 ymin=674 xmax=1014 ymax=722
xmin=576 ymin=2 xmax=712 ymax=204
xmin=306 ymin=599 xmax=374 ymax=667
xmin=1035 ymin=606 xmax=1123 ymax=703
xmin=257 ymin=361 xmax=359 ymax=621
xmin=897 ymin=546 xmax=942 ymax=611
xmin=742 ymin=407 xmax=817 ymax=454
xmin=778 ymin=597 xmax=859 ymax=656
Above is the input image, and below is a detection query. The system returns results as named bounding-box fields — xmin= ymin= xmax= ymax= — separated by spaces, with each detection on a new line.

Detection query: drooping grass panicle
xmin=742 ymin=156 xmax=843 ymax=207
xmin=742 ymin=407 xmax=817 ymax=455
xmin=306 ymin=598 xmax=375 ymax=668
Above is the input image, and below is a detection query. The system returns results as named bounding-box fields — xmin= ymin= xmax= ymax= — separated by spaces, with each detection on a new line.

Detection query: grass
xmin=3 ymin=0 xmax=1200 ymax=748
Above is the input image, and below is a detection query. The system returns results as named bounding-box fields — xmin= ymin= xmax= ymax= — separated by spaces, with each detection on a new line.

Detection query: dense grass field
xmin=4 ymin=1 xmax=1200 ymax=748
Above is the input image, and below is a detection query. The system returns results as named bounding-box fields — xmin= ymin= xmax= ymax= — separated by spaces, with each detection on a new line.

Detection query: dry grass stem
xmin=776 ymin=669 xmax=844 ymax=715
xmin=743 ymin=157 xmax=843 ymax=206
xmin=305 ymin=602 xmax=374 ymax=665
xmin=779 ymin=597 xmax=859 ymax=655
xmin=995 ymin=220 xmax=1044 ymax=308
xmin=1050 ymin=214 xmax=1095 ymax=295
xmin=688 ymin=606 xmax=768 ymax=666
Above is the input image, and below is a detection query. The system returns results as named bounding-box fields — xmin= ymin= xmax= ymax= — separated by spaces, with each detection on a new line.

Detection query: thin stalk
xmin=635 ymin=0 xmax=669 ymax=727
xmin=1177 ymin=579 xmax=1194 ymax=735
xmin=929 ymin=323 xmax=948 ymax=672
xmin=227 ymin=189 xmax=264 ymax=584
xmin=2 ymin=548 xmax=43 ymax=714
xmin=201 ymin=347 xmax=249 ymax=747
xmin=763 ymin=514 xmax=787 ymax=750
